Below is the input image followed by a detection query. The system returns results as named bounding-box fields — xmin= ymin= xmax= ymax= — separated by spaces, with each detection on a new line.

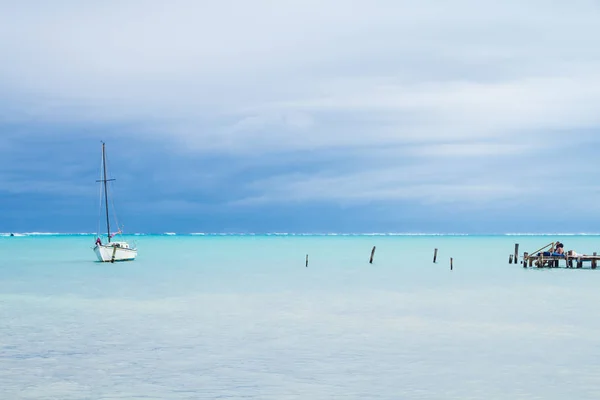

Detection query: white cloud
xmin=234 ymin=164 xmax=527 ymax=206
xmin=412 ymin=142 xmax=534 ymax=157
xmin=1 ymin=1 xmax=599 ymax=138
xmin=1 ymin=0 xmax=600 ymax=209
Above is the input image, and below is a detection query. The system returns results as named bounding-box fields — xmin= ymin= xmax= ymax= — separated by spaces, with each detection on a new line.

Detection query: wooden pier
xmin=522 ymin=251 xmax=599 ymax=269
xmin=513 ymin=242 xmax=600 ymax=269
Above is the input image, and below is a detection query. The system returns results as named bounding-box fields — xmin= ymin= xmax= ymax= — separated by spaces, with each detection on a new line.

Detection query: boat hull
xmin=94 ymin=244 xmax=137 ymax=262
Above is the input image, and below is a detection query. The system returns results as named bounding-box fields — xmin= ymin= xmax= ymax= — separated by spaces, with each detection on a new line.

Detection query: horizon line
xmin=3 ymin=232 xmax=600 ymax=237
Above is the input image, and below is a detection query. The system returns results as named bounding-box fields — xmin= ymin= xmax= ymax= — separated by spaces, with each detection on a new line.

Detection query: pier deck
xmin=523 ymin=252 xmax=599 ymax=269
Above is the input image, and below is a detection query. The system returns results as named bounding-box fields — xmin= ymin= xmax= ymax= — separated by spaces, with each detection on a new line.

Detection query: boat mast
xmin=101 ymin=142 xmax=113 ymax=243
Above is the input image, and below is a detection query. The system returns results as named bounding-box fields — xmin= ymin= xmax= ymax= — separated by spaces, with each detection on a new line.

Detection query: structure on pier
xmin=519 ymin=242 xmax=599 ymax=269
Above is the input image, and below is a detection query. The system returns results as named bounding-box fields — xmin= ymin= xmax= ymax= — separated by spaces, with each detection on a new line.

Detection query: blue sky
xmin=1 ymin=0 xmax=600 ymax=233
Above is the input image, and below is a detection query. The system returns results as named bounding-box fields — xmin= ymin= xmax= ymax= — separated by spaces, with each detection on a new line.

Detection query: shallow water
xmin=1 ymin=235 xmax=600 ymax=399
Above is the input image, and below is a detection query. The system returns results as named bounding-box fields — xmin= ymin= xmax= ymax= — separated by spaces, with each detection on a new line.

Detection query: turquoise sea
xmin=2 ymin=234 xmax=600 ymax=399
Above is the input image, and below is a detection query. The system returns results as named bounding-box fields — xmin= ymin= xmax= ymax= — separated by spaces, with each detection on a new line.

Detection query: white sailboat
xmin=93 ymin=142 xmax=137 ymax=262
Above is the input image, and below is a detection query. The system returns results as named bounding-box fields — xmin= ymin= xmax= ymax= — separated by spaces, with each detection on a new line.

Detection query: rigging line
xmin=104 ymin=148 xmax=122 ymax=236
xmin=96 ymin=142 xmax=117 ymax=242
xmin=110 ymin=191 xmax=121 ymax=234
xmin=97 ymin=146 xmax=105 ymax=238
xmin=108 ymin=178 xmax=122 ymax=236
xmin=102 ymin=142 xmax=111 ymax=241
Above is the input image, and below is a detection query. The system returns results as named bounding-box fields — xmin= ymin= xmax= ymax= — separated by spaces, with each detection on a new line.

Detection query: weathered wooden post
xmin=509 ymin=254 xmax=513 ymax=263
xmin=514 ymin=243 xmax=519 ymax=264
xmin=450 ymin=257 xmax=453 ymax=271
xmin=433 ymin=248 xmax=438 ymax=263
xmin=593 ymin=252 xmax=597 ymax=269
xmin=523 ymin=252 xmax=528 ymax=268
xmin=305 ymin=254 xmax=309 ymax=267
xmin=577 ymin=256 xmax=583 ymax=268
xmin=369 ymin=246 xmax=376 ymax=264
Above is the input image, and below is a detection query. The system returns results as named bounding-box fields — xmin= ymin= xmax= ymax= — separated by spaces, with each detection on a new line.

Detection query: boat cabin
xmin=108 ymin=241 xmax=131 ymax=249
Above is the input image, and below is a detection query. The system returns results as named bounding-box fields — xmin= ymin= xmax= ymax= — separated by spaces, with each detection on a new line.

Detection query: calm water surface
xmin=1 ymin=235 xmax=600 ymax=399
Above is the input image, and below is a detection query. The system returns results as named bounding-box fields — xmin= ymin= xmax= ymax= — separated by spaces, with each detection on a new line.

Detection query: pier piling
xmin=509 ymin=254 xmax=513 ymax=264
xmin=450 ymin=257 xmax=453 ymax=271
xmin=305 ymin=254 xmax=308 ymax=267
xmin=433 ymin=248 xmax=438 ymax=263
xmin=523 ymin=252 xmax=528 ymax=268
xmin=369 ymin=246 xmax=376 ymax=264
xmin=514 ymin=244 xmax=519 ymax=264
xmin=593 ymin=253 xmax=597 ymax=269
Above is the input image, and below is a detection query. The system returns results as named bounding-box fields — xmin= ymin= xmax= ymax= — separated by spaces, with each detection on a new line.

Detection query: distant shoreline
xmin=3 ymin=232 xmax=600 ymax=237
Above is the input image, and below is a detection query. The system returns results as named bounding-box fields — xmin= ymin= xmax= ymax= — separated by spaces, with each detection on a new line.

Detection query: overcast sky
xmin=1 ymin=0 xmax=600 ymax=233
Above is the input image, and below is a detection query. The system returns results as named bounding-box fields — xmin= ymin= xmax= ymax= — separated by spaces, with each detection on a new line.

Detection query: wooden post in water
xmin=369 ymin=246 xmax=376 ymax=264
xmin=593 ymin=252 xmax=597 ymax=269
xmin=450 ymin=257 xmax=453 ymax=271
xmin=577 ymin=256 xmax=583 ymax=269
xmin=509 ymin=254 xmax=513 ymax=264
xmin=433 ymin=248 xmax=438 ymax=263
xmin=513 ymin=243 xmax=519 ymax=264
xmin=305 ymin=254 xmax=309 ymax=268
xmin=523 ymin=252 xmax=528 ymax=268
